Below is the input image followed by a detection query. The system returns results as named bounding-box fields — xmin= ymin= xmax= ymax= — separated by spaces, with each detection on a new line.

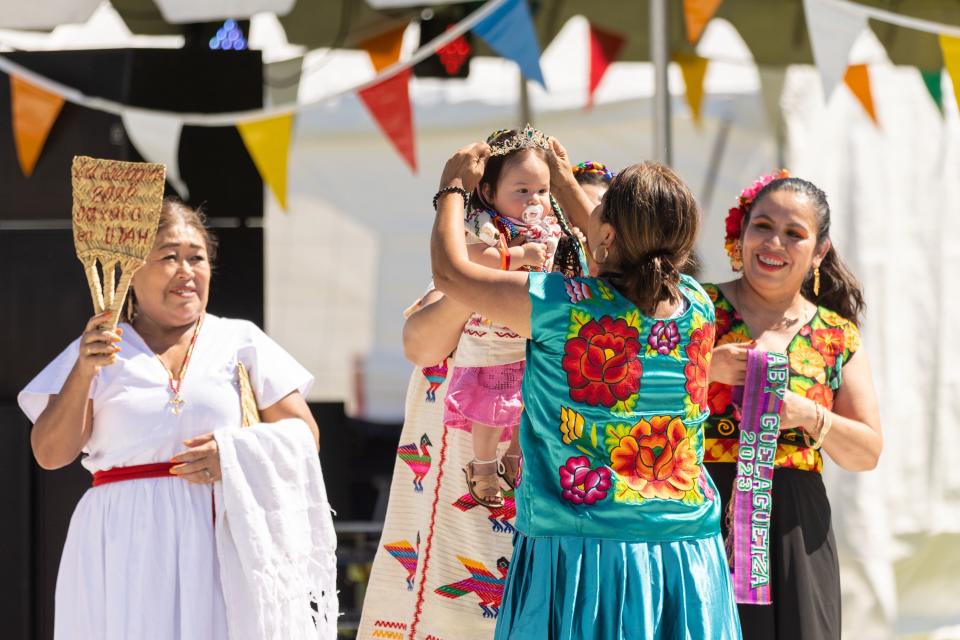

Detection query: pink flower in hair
xmin=724 ymin=169 xmax=790 ymax=270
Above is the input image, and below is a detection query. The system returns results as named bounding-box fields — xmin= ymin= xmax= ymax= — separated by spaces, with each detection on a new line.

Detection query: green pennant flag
xmin=921 ymin=68 xmax=944 ymax=114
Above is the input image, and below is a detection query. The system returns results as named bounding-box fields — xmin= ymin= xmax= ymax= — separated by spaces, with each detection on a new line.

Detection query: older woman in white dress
xmin=19 ymin=199 xmax=328 ymax=640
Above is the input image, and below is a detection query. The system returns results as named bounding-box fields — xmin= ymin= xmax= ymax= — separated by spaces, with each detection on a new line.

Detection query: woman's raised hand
xmin=440 ymin=142 xmax=491 ymax=193
xmin=707 ymin=341 xmax=754 ymax=386
xmin=76 ymin=311 xmax=122 ymax=378
xmin=546 ymin=137 xmax=573 ymax=185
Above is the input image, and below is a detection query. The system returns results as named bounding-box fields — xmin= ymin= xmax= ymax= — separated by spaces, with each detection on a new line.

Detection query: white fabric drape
xmin=214 ymin=419 xmax=338 ymax=640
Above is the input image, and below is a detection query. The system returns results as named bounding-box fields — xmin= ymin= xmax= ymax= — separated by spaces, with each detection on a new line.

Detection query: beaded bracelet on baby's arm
xmin=433 ymin=186 xmax=470 ymax=211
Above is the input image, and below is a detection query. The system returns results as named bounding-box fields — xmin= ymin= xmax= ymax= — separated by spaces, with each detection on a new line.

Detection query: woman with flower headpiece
xmin=572 ymin=161 xmax=616 ymax=204
xmin=703 ymin=173 xmax=883 ymax=639
xmin=431 ymin=140 xmax=741 ymax=639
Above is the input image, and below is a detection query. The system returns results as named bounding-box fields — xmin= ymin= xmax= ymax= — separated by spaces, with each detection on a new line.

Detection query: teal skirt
xmin=494 ymin=532 xmax=742 ymax=640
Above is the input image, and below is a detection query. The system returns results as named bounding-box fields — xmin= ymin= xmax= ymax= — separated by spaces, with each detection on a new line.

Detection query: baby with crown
xmin=443 ymin=125 xmax=586 ymax=507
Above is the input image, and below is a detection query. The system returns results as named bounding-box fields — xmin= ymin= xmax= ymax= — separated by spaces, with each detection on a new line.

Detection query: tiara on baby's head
xmin=487 ymin=124 xmax=550 ymax=157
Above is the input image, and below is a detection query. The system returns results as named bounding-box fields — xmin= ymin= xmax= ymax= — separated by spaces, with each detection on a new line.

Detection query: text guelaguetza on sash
xmin=730 ymin=349 xmax=788 ymax=605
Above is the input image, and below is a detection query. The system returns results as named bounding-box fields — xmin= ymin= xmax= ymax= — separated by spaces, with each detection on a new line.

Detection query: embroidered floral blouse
xmin=516 ymin=272 xmax=721 ymax=542
xmin=702 ymin=283 xmax=862 ymax=473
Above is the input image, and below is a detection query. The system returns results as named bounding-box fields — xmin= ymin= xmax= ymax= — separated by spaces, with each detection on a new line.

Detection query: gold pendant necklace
xmin=155 ymin=314 xmax=204 ymax=415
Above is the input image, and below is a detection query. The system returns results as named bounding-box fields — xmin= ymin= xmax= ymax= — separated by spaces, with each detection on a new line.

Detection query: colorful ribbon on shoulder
xmin=729 ymin=349 xmax=788 ymax=604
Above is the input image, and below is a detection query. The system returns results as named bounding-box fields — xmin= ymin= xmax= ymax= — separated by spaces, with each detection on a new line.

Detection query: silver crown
xmin=489 ymin=124 xmax=550 ymax=157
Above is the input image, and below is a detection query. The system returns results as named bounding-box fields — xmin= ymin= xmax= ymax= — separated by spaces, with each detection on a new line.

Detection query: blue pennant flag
xmin=472 ymin=0 xmax=545 ymax=88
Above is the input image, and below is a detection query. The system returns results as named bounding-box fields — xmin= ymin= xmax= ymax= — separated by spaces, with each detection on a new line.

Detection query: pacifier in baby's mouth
xmin=521 ymin=204 xmax=544 ymax=225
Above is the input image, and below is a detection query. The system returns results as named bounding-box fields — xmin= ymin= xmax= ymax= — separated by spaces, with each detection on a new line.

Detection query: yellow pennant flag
xmin=675 ymin=53 xmax=709 ymax=125
xmin=360 ymin=24 xmax=407 ymax=73
xmin=237 ymin=114 xmax=293 ymax=210
xmin=683 ymin=0 xmax=722 ymax=44
xmin=843 ymin=64 xmax=878 ymax=125
xmin=940 ymin=35 xmax=960 ymax=114
xmin=11 ymin=75 xmax=64 ymax=177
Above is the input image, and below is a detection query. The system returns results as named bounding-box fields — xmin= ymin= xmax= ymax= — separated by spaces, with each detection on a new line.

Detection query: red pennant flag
xmin=358 ymin=69 xmax=417 ymax=173
xmin=587 ymin=25 xmax=625 ymax=108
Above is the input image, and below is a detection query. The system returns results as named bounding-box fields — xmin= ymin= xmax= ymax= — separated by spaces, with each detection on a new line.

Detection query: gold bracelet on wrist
xmin=803 ymin=402 xmax=824 ymax=449
xmin=812 ymin=411 xmax=833 ymax=450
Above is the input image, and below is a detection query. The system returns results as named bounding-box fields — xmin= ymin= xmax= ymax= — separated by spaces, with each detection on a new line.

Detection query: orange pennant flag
xmin=675 ymin=53 xmax=709 ymax=125
xmin=11 ymin=75 xmax=64 ymax=177
xmin=843 ymin=64 xmax=878 ymax=124
xmin=360 ymin=24 xmax=407 ymax=73
xmin=683 ymin=0 xmax=722 ymax=44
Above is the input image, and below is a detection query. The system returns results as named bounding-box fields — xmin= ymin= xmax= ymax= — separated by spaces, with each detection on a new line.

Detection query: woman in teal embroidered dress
xmin=430 ymin=141 xmax=741 ymax=639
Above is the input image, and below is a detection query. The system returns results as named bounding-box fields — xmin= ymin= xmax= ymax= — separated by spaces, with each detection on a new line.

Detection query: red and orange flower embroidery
xmin=562 ymin=316 xmax=642 ymax=408
xmin=608 ymin=416 xmax=701 ymax=501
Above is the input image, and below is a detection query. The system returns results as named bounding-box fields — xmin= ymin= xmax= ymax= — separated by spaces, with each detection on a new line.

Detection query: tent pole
xmin=650 ymin=0 xmax=672 ymax=165
xmin=519 ymin=75 xmax=532 ymax=126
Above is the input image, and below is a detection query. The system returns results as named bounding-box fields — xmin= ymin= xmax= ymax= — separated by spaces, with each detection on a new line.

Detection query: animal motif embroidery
xmin=383 ymin=533 xmax=420 ymax=591
xmin=452 ymin=487 xmax=516 ymax=533
xmin=397 ymin=433 xmax=432 ymax=492
xmin=434 ymin=556 xmax=510 ymax=618
xmin=422 ymin=359 xmax=449 ymax=403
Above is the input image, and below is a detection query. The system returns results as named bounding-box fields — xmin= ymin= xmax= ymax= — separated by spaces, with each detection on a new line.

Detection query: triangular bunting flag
xmin=939 ymin=35 xmax=960 ymax=115
xmin=358 ymin=69 xmax=417 ymax=173
xmin=265 ymin=56 xmax=304 ymax=107
xmin=10 ymin=75 xmax=64 ymax=178
xmin=152 ymin=0 xmax=294 ymax=23
xmin=802 ymin=0 xmax=867 ymax=100
xmin=587 ymin=24 xmax=625 ymax=108
xmin=843 ymin=64 xmax=878 ymax=124
xmin=758 ymin=65 xmax=787 ymax=137
xmin=473 ymin=0 xmax=545 ymax=87
xmin=360 ymin=24 xmax=407 ymax=73
xmin=237 ymin=114 xmax=294 ymax=210
xmin=674 ymin=53 xmax=709 ymax=125
xmin=122 ymin=109 xmax=188 ymax=197
xmin=683 ymin=0 xmax=722 ymax=44
xmin=920 ymin=69 xmax=944 ymax=114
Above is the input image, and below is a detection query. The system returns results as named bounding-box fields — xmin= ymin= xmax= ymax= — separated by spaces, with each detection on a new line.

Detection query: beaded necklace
xmin=154 ymin=314 xmax=204 ymax=415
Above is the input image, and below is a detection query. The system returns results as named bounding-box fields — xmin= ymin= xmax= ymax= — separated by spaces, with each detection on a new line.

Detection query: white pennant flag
xmin=153 ymin=0 xmax=294 ymax=23
xmin=265 ymin=57 xmax=303 ymax=108
xmin=758 ymin=65 xmax=787 ymax=138
xmin=803 ymin=0 xmax=868 ymax=100
xmin=0 ymin=0 xmax=101 ymax=29
xmin=122 ymin=109 xmax=188 ymax=198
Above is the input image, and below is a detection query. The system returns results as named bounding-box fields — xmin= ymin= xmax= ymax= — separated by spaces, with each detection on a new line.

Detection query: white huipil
xmin=18 ymin=314 xmax=313 ymax=640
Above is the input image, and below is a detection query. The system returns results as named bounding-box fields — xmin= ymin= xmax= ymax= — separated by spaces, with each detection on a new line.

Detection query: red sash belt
xmin=92 ymin=462 xmax=175 ymax=487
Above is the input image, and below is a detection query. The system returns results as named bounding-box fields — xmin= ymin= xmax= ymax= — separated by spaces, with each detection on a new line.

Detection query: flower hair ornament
xmin=487 ymin=124 xmax=550 ymax=157
xmin=725 ymin=169 xmax=790 ymax=270
xmin=572 ymin=161 xmax=616 ymax=181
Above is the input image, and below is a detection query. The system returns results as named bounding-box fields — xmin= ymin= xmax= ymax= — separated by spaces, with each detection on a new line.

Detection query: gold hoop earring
xmin=592 ymin=245 xmax=609 ymax=264
xmin=813 ymin=267 xmax=820 ymax=297
xmin=731 ymin=241 xmax=744 ymax=272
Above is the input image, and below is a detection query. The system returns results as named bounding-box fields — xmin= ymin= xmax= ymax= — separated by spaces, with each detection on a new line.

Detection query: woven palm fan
xmin=71 ymin=156 xmax=166 ymax=330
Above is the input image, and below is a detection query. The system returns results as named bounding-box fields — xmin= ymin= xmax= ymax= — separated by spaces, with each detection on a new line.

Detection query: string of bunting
xmin=4 ymin=0 xmax=960 ymax=207
xmin=2 ymin=0 xmax=547 ymax=206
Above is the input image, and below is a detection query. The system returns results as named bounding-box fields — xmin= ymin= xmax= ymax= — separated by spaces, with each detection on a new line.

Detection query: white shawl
xmin=213 ymin=419 xmax=338 ymax=640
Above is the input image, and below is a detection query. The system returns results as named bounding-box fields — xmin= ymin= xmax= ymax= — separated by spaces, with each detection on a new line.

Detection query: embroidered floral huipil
xmin=702 ymin=283 xmax=862 ymax=472
xmin=516 ymin=272 xmax=721 ymax=541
